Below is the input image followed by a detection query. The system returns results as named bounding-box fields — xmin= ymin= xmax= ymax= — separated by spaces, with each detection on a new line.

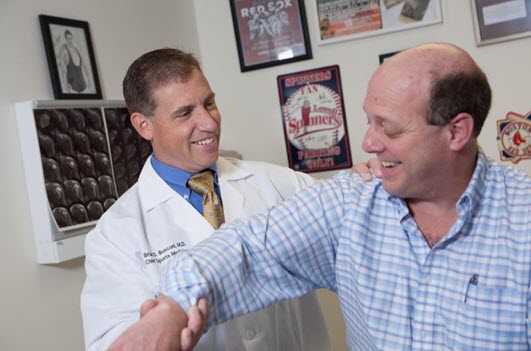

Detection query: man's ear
xmin=447 ymin=112 xmax=475 ymax=151
xmin=131 ymin=112 xmax=154 ymax=141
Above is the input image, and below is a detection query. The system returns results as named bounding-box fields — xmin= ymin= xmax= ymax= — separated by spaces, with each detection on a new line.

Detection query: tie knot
xmin=187 ymin=170 xmax=215 ymax=196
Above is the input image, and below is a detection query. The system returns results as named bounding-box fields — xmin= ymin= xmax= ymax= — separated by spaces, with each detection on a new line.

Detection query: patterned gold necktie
xmin=187 ymin=170 xmax=225 ymax=229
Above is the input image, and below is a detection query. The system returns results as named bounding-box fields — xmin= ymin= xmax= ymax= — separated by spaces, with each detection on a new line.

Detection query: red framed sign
xmin=229 ymin=0 xmax=312 ymax=72
xmin=277 ymin=65 xmax=352 ymax=173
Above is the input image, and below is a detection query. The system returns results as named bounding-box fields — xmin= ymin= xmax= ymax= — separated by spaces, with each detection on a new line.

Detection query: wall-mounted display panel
xmin=15 ymin=100 xmax=151 ymax=263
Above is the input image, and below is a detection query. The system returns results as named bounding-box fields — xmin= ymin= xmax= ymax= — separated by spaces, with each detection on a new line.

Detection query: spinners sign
xmin=277 ymin=65 xmax=352 ymax=173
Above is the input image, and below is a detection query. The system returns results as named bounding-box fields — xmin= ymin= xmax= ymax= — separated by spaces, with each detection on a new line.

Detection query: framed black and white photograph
xmin=471 ymin=0 xmax=531 ymax=46
xmin=229 ymin=0 xmax=312 ymax=72
xmin=39 ymin=15 xmax=102 ymax=99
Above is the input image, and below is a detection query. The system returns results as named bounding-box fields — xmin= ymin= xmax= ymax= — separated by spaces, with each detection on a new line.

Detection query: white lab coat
xmin=81 ymin=157 xmax=331 ymax=351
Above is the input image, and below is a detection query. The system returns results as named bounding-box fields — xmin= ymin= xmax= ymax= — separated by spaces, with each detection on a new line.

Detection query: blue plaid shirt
xmin=162 ymin=151 xmax=531 ymax=350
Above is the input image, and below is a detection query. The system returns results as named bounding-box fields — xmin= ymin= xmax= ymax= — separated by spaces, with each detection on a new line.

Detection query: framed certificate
xmin=315 ymin=0 xmax=443 ymax=45
xmin=471 ymin=0 xmax=531 ymax=46
xmin=277 ymin=65 xmax=352 ymax=173
xmin=229 ymin=0 xmax=312 ymax=72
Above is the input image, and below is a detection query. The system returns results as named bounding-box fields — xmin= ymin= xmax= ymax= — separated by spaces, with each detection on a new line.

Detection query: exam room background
xmin=0 ymin=1 xmax=529 ymax=350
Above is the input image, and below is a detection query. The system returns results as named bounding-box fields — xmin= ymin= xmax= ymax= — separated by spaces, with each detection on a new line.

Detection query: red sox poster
xmin=277 ymin=65 xmax=352 ymax=173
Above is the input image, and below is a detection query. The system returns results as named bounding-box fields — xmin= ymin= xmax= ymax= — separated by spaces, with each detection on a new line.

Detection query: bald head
xmin=375 ymin=43 xmax=491 ymax=137
xmin=383 ymin=43 xmax=477 ymax=76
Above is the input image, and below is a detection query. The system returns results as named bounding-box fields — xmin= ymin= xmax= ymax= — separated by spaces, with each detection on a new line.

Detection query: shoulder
xmin=482 ymin=158 xmax=530 ymax=197
xmin=85 ymin=183 xmax=142 ymax=247
xmin=297 ymin=171 xmax=383 ymax=210
xmin=219 ymin=157 xmax=316 ymax=190
xmin=101 ymin=183 xmax=142 ymax=220
xmin=330 ymin=170 xmax=383 ymax=196
xmin=478 ymin=158 xmax=530 ymax=227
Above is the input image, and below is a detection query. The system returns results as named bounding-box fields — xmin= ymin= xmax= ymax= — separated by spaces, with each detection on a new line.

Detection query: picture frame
xmin=378 ymin=50 xmax=400 ymax=64
xmin=39 ymin=15 xmax=102 ymax=99
xmin=277 ymin=65 xmax=352 ymax=173
xmin=470 ymin=0 xmax=531 ymax=46
xmin=229 ymin=0 xmax=313 ymax=72
xmin=315 ymin=0 xmax=443 ymax=45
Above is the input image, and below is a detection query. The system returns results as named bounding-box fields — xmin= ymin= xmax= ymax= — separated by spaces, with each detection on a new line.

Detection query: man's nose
xmin=362 ymin=126 xmax=384 ymax=154
xmin=197 ymin=108 xmax=219 ymax=130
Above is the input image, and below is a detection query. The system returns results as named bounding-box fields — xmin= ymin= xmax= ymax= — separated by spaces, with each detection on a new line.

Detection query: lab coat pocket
xmin=450 ymin=284 xmax=527 ymax=350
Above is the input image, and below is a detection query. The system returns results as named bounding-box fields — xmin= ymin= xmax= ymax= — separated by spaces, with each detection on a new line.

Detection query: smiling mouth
xmin=381 ymin=160 xmax=401 ymax=168
xmin=193 ymin=137 xmax=216 ymax=146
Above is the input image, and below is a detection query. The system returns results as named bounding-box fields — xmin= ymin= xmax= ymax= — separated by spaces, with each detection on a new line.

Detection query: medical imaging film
xmin=34 ymin=106 xmax=151 ymax=229
xmin=104 ymin=108 xmax=152 ymax=196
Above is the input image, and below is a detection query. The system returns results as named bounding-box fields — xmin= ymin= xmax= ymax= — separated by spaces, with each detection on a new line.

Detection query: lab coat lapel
xmin=170 ymin=197 xmax=214 ymax=244
xmin=138 ymin=157 xmax=214 ymax=243
xmin=217 ymin=158 xmax=250 ymax=224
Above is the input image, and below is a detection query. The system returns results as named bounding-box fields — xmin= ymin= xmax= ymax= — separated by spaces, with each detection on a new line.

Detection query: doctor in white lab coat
xmin=81 ymin=48 xmax=330 ymax=351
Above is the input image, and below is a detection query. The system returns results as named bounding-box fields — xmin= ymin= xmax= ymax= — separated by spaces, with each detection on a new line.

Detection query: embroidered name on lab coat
xmin=141 ymin=241 xmax=187 ymax=265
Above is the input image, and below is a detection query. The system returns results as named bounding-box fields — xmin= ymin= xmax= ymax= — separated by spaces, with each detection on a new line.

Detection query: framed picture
xmin=277 ymin=65 xmax=352 ymax=173
xmin=229 ymin=0 xmax=312 ymax=72
xmin=315 ymin=0 xmax=443 ymax=45
xmin=378 ymin=50 xmax=400 ymax=64
xmin=470 ymin=0 xmax=531 ymax=46
xmin=39 ymin=15 xmax=102 ymax=99
xmin=496 ymin=111 xmax=531 ymax=164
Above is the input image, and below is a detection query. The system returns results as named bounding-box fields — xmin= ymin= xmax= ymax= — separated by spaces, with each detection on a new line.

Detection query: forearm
xmin=161 ymin=179 xmax=344 ymax=327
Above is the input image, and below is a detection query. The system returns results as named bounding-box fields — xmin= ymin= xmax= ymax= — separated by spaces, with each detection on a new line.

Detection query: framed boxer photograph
xmin=39 ymin=15 xmax=102 ymax=99
xmin=470 ymin=0 xmax=531 ymax=46
xmin=229 ymin=0 xmax=312 ymax=72
xmin=277 ymin=65 xmax=352 ymax=173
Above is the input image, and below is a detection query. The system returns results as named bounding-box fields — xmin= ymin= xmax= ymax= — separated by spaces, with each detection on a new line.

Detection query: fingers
xmin=181 ymin=299 xmax=209 ymax=350
xmin=187 ymin=305 xmax=203 ymax=336
xmin=181 ymin=327 xmax=194 ymax=351
xmin=140 ymin=298 xmax=158 ymax=318
xmin=351 ymin=158 xmax=383 ymax=181
xmin=352 ymin=162 xmax=374 ymax=181
xmin=197 ymin=298 xmax=209 ymax=328
xmin=367 ymin=158 xmax=383 ymax=179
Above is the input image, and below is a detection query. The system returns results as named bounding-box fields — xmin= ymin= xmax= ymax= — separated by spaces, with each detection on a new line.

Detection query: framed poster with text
xmin=277 ymin=65 xmax=352 ymax=173
xmin=229 ymin=0 xmax=312 ymax=72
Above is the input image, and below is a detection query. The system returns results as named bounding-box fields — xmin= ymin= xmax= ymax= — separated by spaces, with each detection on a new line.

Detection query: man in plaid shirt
xmin=111 ymin=42 xmax=531 ymax=351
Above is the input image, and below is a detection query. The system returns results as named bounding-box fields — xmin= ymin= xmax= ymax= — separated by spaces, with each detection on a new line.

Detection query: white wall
xmin=0 ymin=1 xmax=199 ymax=349
xmin=193 ymin=1 xmax=530 ymax=350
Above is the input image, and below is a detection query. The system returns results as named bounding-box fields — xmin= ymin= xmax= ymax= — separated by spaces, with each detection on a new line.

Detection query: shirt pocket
xmin=449 ymin=284 xmax=527 ymax=350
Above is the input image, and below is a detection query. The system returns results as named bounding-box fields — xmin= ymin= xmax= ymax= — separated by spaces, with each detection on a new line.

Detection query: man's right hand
xmin=109 ymin=294 xmax=207 ymax=351
xmin=351 ymin=158 xmax=383 ymax=181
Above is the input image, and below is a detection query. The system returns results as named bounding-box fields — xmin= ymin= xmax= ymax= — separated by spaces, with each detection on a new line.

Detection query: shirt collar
xmin=150 ymin=154 xmax=219 ymax=186
xmin=387 ymin=147 xmax=488 ymax=223
xmin=456 ymin=147 xmax=488 ymax=219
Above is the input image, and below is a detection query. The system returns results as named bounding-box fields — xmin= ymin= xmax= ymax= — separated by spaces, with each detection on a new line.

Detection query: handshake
xmin=109 ymin=295 xmax=209 ymax=351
